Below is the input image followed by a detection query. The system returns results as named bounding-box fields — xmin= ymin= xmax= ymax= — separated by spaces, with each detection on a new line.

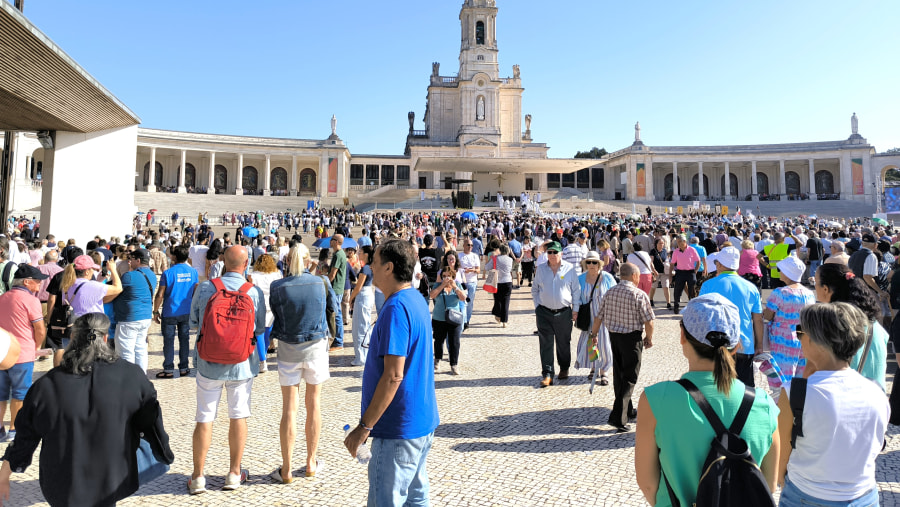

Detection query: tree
xmin=574 ymin=147 xmax=607 ymax=159
xmin=884 ymin=147 xmax=900 ymax=155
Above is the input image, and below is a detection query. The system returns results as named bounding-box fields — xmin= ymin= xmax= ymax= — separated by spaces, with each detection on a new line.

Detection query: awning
xmin=413 ymin=157 xmax=596 ymax=174
xmin=0 ymin=2 xmax=140 ymax=132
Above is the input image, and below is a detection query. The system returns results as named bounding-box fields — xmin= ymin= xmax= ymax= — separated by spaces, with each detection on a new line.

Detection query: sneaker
xmin=223 ymin=469 xmax=249 ymax=490
xmin=434 ymin=359 xmax=439 ymax=372
xmin=259 ymin=361 xmax=268 ymax=373
xmin=451 ymin=365 xmax=460 ymax=375
xmin=187 ymin=476 xmax=207 ymax=495
xmin=0 ymin=426 xmax=6 ymax=442
xmin=666 ymin=303 xmax=672 ymax=310
xmin=2 ymin=430 xmax=14 ymax=443
xmin=650 ymin=300 xmax=655 ymax=308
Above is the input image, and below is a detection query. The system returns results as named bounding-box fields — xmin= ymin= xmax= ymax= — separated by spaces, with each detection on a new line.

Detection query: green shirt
xmin=644 ymin=371 xmax=779 ymax=507
xmin=850 ymin=321 xmax=888 ymax=391
xmin=330 ymin=249 xmax=347 ymax=294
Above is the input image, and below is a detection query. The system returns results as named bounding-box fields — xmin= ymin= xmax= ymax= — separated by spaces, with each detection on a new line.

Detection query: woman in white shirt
xmin=776 ymin=302 xmax=889 ymax=506
xmin=248 ymin=254 xmax=283 ymax=372
xmin=626 ymin=243 xmax=656 ymax=297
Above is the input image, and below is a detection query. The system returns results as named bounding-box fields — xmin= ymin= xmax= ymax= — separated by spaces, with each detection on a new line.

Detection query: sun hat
xmin=680 ymin=293 xmax=741 ymax=349
xmin=714 ymin=246 xmax=740 ymax=271
xmin=776 ymin=255 xmax=806 ymax=283
xmin=581 ymin=250 xmax=603 ymax=271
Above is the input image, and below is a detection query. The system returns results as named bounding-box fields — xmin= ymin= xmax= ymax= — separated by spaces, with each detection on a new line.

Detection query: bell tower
xmin=458 ymin=0 xmax=499 ymax=81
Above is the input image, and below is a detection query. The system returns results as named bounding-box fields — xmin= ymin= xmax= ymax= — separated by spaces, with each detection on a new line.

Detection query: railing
xmin=410 ymin=130 xmax=428 ymax=138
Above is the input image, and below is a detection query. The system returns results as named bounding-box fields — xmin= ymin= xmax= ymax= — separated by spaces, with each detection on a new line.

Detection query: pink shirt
xmin=671 ymin=247 xmax=700 ymax=271
xmin=738 ymin=249 xmax=763 ymax=276
xmin=0 ymin=287 xmax=42 ymax=363
xmin=37 ymin=263 xmax=63 ymax=302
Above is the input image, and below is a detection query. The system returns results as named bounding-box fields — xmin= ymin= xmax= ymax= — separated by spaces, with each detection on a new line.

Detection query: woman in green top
xmin=635 ymin=293 xmax=780 ymax=506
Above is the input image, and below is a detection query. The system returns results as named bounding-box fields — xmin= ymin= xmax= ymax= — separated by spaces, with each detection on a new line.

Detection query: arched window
xmin=720 ymin=174 xmax=738 ymax=197
xmin=143 ymin=161 xmax=163 ymax=187
xmin=816 ymin=170 xmax=835 ymax=194
xmin=475 ymin=21 xmax=485 ymax=45
xmin=243 ymin=166 xmax=258 ymax=192
xmin=271 ymin=167 xmax=288 ymax=191
xmin=214 ymin=165 xmax=228 ymax=193
xmin=785 ymin=171 xmax=801 ymax=195
xmin=692 ymin=174 xmax=709 ymax=196
xmin=183 ymin=163 xmax=196 ymax=188
xmin=757 ymin=173 xmax=769 ymax=195
xmin=664 ymin=173 xmax=682 ymax=197
xmin=299 ymin=168 xmax=317 ymax=194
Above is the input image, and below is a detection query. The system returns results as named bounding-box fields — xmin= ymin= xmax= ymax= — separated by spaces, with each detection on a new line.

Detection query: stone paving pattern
xmin=4 ymin=234 xmax=899 ymax=506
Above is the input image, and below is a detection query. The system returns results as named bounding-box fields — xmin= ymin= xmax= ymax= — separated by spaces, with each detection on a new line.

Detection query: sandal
xmin=587 ymin=370 xmax=595 ymax=381
xmin=599 ymin=375 xmax=609 ymax=386
xmin=180 ymin=369 xmax=190 ymax=377
xmin=302 ymin=460 xmax=325 ymax=478
xmin=269 ymin=467 xmax=293 ymax=484
xmin=155 ymin=371 xmax=174 ymax=379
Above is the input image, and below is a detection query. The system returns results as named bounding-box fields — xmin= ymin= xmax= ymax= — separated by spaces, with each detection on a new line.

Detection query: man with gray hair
xmin=594 ymin=263 xmax=654 ymax=432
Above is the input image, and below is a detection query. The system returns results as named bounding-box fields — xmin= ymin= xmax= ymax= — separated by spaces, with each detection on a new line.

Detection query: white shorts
xmin=195 ymin=374 xmax=253 ymax=423
xmin=278 ymin=353 xmax=330 ymax=386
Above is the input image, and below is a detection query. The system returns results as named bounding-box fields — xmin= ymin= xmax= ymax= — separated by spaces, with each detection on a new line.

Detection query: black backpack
xmin=663 ymin=379 xmax=775 ymax=507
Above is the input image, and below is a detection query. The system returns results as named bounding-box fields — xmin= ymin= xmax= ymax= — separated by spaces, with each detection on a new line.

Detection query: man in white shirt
xmin=458 ymin=240 xmax=481 ymax=331
xmin=188 ymin=233 xmax=211 ymax=282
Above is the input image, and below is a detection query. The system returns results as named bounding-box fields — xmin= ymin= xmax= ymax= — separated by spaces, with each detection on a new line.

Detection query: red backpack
xmin=197 ymin=278 xmax=256 ymax=364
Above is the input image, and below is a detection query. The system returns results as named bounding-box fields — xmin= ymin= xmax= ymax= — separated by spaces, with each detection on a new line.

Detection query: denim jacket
xmin=269 ymin=271 xmax=335 ymax=344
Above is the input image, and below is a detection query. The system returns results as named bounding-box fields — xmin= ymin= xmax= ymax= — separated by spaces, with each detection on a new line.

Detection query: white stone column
xmin=779 ymin=159 xmax=787 ymax=198
xmin=263 ymin=154 xmax=271 ymax=196
xmin=645 ymin=161 xmax=654 ymax=200
xmin=724 ymin=161 xmax=730 ymax=200
xmin=207 ymin=151 xmax=215 ymax=194
xmin=177 ymin=149 xmax=187 ymax=193
xmin=337 ymin=154 xmax=347 ymax=198
xmin=751 ymin=160 xmax=758 ymax=201
xmin=319 ymin=156 xmax=329 ymax=198
xmin=290 ymin=156 xmax=297 ymax=196
xmin=147 ymin=147 xmax=156 ymax=192
xmin=698 ymin=161 xmax=705 ymax=198
xmin=808 ymin=159 xmax=817 ymax=200
xmin=672 ymin=161 xmax=679 ymax=197
xmin=24 ymin=156 xmax=31 ymax=180
xmin=167 ymin=155 xmax=174 ymax=189
xmin=235 ymin=153 xmax=243 ymax=195
xmin=433 ymin=171 xmax=439 ymax=189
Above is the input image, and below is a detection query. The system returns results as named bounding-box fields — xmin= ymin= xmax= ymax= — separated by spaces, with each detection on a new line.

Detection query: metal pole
xmin=0 ymin=133 xmax=13 ymax=227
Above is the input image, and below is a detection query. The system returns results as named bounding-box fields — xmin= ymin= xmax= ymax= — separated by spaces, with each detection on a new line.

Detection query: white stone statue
xmin=331 ymin=115 xmax=337 ymax=136
xmin=525 ymin=114 xmax=532 ymax=131
xmin=851 ymin=112 xmax=858 ymax=135
xmin=513 ymin=64 xmax=520 ymax=79
xmin=635 ymin=121 xmax=641 ymax=142
xmin=476 ymin=96 xmax=485 ymax=121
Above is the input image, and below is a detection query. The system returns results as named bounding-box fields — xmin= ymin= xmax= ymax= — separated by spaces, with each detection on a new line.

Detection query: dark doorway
xmin=525 ymin=178 xmax=533 ymax=191
xmin=444 ymin=177 xmax=453 ymax=190
xmin=419 ymin=176 xmax=427 ymax=189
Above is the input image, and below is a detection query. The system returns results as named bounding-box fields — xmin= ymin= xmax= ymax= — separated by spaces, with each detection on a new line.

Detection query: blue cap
xmin=680 ymin=293 xmax=741 ymax=349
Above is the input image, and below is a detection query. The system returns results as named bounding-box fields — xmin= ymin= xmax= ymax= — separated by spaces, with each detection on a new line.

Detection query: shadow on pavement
xmin=436 ymin=406 xmax=616 ymax=441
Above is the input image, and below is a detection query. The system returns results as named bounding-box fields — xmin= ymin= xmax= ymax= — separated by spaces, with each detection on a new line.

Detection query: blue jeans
xmin=465 ymin=283 xmax=476 ymax=324
xmin=809 ymin=260 xmax=822 ymax=280
xmin=368 ymin=432 xmax=434 ymax=507
xmin=0 ymin=362 xmax=34 ymax=401
xmin=161 ymin=314 xmax=190 ymax=372
xmin=779 ymin=476 xmax=879 ymax=507
xmin=333 ymin=293 xmax=345 ymax=347
xmin=115 ymin=319 xmax=151 ymax=373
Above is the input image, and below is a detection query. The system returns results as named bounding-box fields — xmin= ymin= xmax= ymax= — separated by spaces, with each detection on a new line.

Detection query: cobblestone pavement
xmin=5 ymin=270 xmax=899 ymax=506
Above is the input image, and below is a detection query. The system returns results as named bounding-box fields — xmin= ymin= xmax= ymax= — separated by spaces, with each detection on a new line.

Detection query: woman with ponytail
xmin=635 ymin=293 xmax=780 ymax=506
xmin=0 ymin=313 xmax=173 ymax=505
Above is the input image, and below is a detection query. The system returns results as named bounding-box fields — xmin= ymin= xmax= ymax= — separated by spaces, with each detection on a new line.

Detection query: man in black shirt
xmin=806 ymin=231 xmax=824 ymax=285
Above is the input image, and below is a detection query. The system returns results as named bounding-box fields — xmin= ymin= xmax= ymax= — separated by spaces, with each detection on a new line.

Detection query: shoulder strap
xmin=237 ymin=282 xmax=253 ymax=295
xmin=210 ymin=277 xmax=225 ymax=293
xmin=729 ymin=385 xmax=756 ymax=435
xmin=662 ymin=472 xmax=681 ymax=507
xmin=588 ymin=274 xmax=601 ymax=301
xmin=675 ymin=379 xmax=728 ymax=437
xmin=857 ymin=323 xmax=875 ymax=372
xmin=64 ymin=280 xmax=85 ymax=305
xmin=789 ymin=378 xmax=808 ymax=449
xmin=633 ymin=252 xmax=651 ymax=271
xmin=137 ymin=268 xmax=154 ymax=295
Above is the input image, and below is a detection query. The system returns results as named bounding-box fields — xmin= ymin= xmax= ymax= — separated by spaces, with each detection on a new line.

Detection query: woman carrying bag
xmin=574 ymin=251 xmax=616 ymax=386
xmin=430 ymin=267 xmax=467 ymax=375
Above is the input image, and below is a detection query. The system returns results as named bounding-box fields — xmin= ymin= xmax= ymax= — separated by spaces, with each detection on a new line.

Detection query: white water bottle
xmin=343 ymin=424 xmax=372 ymax=464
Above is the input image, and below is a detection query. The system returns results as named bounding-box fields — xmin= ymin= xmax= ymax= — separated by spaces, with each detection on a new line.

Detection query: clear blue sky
xmin=18 ymin=0 xmax=900 ymax=157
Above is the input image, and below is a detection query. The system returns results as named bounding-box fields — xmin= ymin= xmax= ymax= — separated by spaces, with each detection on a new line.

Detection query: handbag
xmin=49 ymin=283 xmax=84 ymax=339
xmin=576 ymin=275 xmax=600 ymax=331
xmin=136 ymin=435 xmax=170 ymax=485
xmin=442 ymin=293 xmax=465 ymax=326
xmin=484 ymin=257 xmax=498 ymax=294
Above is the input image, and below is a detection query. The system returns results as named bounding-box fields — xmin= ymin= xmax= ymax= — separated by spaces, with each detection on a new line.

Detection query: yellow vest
xmin=763 ymin=243 xmax=790 ymax=278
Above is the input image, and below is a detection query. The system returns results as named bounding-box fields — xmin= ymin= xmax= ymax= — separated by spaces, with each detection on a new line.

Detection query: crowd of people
xmin=0 ymin=204 xmax=896 ymax=506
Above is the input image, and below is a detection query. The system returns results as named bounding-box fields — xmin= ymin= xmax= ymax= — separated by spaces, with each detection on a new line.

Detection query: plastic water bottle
xmin=344 ymin=424 xmax=371 ymax=464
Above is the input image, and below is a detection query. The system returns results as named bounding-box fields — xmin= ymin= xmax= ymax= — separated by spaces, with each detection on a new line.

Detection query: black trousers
xmin=492 ymin=282 xmax=513 ymax=322
xmin=522 ymin=261 xmax=535 ymax=283
xmin=672 ymin=270 xmax=696 ymax=307
xmin=536 ymin=305 xmax=573 ymax=378
xmin=735 ymin=353 xmax=755 ymax=387
xmin=609 ymin=330 xmax=644 ymax=428
xmin=432 ymin=319 xmax=462 ymax=366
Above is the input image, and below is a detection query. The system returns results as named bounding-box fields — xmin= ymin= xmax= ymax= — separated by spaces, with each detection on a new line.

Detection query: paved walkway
xmin=5 ymin=275 xmax=900 ymax=506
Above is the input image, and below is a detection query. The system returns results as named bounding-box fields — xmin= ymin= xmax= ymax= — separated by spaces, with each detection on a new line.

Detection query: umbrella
xmin=313 ymin=236 xmax=359 ymax=249
xmin=312 ymin=237 xmax=331 ymax=249
xmin=595 ymin=218 xmax=610 ymax=225
xmin=873 ymin=217 xmax=889 ymax=226
xmin=342 ymin=238 xmax=359 ymax=250
xmin=241 ymin=226 xmax=259 ymax=238
xmin=461 ymin=211 xmax=477 ymax=220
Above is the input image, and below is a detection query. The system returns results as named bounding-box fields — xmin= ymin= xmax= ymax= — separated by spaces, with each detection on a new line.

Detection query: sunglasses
xmin=584 ymin=260 xmax=599 ymax=265
xmin=795 ymin=326 xmax=805 ymax=337
xmin=547 ymin=251 xmax=560 ymax=255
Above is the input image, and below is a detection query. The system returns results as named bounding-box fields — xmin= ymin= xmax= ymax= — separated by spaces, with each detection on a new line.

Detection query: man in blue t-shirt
xmin=698 ymin=246 xmax=763 ymax=386
xmin=153 ymin=245 xmax=198 ymax=378
xmin=113 ymin=249 xmax=157 ymax=373
xmin=344 ymin=239 xmax=439 ymax=506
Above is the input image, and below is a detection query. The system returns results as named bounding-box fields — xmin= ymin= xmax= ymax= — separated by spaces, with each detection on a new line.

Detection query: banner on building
xmin=328 ymin=158 xmax=338 ymax=194
xmin=852 ymin=158 xmax=864 ymax=195
xmin=885 ymin=187 xmax=900 ymax=213
xmin=636 ymin=163 xmax=646 ymax=198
